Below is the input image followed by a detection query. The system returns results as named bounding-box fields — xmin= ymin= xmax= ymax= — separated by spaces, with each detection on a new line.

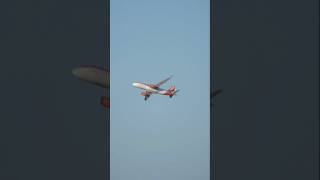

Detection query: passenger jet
xmin=132 ymin=76 xmax=180 ymax=100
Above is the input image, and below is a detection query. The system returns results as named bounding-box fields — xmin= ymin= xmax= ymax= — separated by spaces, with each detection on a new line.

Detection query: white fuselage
xmin=132 ymin=82 xmax=167 ymax=95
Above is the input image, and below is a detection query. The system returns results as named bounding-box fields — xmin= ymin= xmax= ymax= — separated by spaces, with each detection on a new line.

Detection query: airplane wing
xmin=155 ymin=75 xmax=173 ymax=87
xmin=72 ymin=65 xmax=109 ymax=88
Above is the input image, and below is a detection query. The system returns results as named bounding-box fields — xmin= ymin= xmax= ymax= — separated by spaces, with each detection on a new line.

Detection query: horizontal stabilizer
xmin=173 ymin=89 xmax=180 ymax=95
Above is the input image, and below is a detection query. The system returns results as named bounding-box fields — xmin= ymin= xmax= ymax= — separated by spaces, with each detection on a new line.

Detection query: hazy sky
xmin=110 ymin=1 xmax=209 ymax=180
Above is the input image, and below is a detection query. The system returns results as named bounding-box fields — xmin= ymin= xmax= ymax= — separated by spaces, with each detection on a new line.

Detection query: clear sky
xmin=110 ymin=1 xmax=209 ymax=180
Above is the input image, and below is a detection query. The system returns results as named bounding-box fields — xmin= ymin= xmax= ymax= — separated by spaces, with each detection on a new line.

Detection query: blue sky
xmin=110 ymin=0 xmax=209 ymax=180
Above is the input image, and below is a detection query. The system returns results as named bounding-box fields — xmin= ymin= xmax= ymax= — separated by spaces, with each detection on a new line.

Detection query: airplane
xmin=132 ymin=76 xmax=180 ymax=100
xmin=210 ymin=89 xmax=223 ymax=106
xmin=72 ymin=65 xmax=110 ymax=108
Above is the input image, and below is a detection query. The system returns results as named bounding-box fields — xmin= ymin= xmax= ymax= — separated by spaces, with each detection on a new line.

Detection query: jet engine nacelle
xmin=100 ymin=96 xmax=110 ymax=108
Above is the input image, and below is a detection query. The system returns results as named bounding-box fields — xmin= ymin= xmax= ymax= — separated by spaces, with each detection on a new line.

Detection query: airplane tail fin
xmin=168 ymin=88 xmax=180 ymax=98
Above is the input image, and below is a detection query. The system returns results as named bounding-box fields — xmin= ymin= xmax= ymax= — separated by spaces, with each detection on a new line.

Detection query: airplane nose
xmin=132 ymin=82 xmax=137 ymax=87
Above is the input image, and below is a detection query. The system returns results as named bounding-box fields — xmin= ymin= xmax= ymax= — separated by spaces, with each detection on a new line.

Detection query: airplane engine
xmin=100 ymin=96 xmax=110 ymax=108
